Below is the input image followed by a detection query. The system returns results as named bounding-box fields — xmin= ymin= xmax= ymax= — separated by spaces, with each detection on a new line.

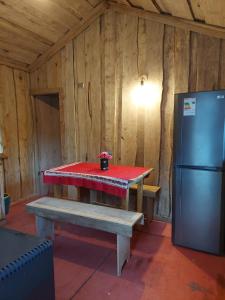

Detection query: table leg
xmin=75 ymin=187 xmax=81 ymax=200
xmin=90 ymin=190 xmax=97 ymax=204
xmin=121 ymin=189 xmax=129 ymax=210
xmin=137 ymin=179 xmax=143 ymax=213
xmin=53 ymin=184 xmax=62 ymax=198
xmin=68 ymin=186 xmax=80 ymax=201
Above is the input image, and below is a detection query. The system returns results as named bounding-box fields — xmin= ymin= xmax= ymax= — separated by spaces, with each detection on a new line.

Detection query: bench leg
xmin=36 ymin=216 xmax=54 ymax=240
xmin=117 ymin=234 xmax=130 ymax=276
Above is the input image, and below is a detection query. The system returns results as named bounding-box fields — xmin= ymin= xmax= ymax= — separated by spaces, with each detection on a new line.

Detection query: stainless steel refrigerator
xmin=172 ymin=90 xmax=225 ymax=254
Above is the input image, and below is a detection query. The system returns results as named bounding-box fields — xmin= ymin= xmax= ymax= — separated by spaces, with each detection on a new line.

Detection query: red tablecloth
xmin=43 ymin=162 xmax=151 ymax=198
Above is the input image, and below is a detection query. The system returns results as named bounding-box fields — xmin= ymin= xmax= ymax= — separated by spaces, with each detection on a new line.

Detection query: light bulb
xmin=131 ymin=81 xmax=161 ymax=107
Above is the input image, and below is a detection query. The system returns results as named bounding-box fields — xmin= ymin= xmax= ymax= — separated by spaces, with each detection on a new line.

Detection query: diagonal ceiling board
xmin=123 ymin=0 xmax=159 ymax=12
xmin=53 ymin=0 xmax=100 ymax=20
xmin=87 ymin=0 xmax=105 ymax=6
xmin=190 ymin=0 xmax=225 ymax=28
xmin=113 ymin=0 xmax=130 ymax=4
xmin=0 ymin=0 xmax=67 ymax=43
xmin=0 ymin=55 xmax=29 ymax=71
xmin=10 ymin=0 xmax=71 ymax=34
xmin=48 ymin=0 xmax=82 ymax=21
xmin=156 ymin=0 xmax=193 ymax=19
xmin=28 ymin=1 xmax=108 ymax=72
xmin=189 ymin=0 xmax=208 ymax=22
xmin=0 ymin=40 xmax=38 ymax=64
xmin=0 ymin=35 xmax=40 ymax=56
xmin=0 ymin=24 xmax=49 ymax=55
xmin=18 ymin=0 xmax=82 ymax=29
xmin=0 ymin=17 xmax=53 ymax=47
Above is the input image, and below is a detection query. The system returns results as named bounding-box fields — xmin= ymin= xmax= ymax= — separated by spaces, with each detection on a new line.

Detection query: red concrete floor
xmin=3 ymin=201 xmax=225 ymax=300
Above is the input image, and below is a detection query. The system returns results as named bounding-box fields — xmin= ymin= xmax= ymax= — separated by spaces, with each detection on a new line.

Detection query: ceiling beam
xmin=28 ymin=1 xmax=108 ymax=72
xmin=109 ymin=1 xmax=225 ymax=40
xmin=0 ymin=55 xmax=28 ymax=71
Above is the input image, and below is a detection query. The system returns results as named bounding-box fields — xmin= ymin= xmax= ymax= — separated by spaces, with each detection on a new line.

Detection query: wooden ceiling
xmin=1 ymin=0 xmax=225 ymax=72
xmin=0 ymin=0 xmax=106 ymax=71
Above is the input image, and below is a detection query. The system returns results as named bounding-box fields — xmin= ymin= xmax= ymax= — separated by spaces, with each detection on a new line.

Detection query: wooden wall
xmin=0 ymin=65 xmax=36 ymax=202
xmin=27 ymin=10 xmax=225 ymax=220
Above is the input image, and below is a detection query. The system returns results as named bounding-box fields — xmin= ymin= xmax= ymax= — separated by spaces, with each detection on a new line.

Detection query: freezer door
xmin=174 ymin=91 xmax=225 ymax=167
xmin=172 ymin=168 xmax=224 ymax=254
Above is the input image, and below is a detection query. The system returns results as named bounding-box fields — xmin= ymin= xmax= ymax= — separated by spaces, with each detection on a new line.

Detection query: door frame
xmin=30 ymin=88 xmax=64 ymax=195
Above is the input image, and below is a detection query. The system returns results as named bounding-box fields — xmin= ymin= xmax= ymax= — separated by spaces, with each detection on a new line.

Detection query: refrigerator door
xmin=174 ymin=91 xmax=225 ymax=168
xmin=173 ymin=167 xmax=224 ymax=254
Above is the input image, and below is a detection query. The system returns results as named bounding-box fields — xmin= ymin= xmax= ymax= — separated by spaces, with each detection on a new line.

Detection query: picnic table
xmin=43 ymin=162 xmax=153 ymax=212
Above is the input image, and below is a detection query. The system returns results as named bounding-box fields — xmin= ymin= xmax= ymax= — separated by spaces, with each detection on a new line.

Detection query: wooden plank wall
xmin=29 ymin=11 xmax=225 ymax=220
xmin=0 ymin=65 xmax=36 ymax=202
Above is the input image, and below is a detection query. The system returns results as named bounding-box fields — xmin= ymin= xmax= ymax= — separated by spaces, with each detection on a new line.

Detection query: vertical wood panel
xmin=0 ymin=66 xmax=21 ymax=201
xmin=0 ymin=72 xmax=5 ymax=215
xmin=120 ymin=14 xmax=138 ymax=166
xmin=135 ymin=18 xmax=145 ymax=168
xmin=74 ymin=33 xmax=87 ymax=162
xmin=138 ymin=19 xmax=164 ymax=184
xmin=0 ymin=70 xmax=5 ymax=154
xmin=157 ymin=25 xmax=175 ymax=219
xmin=46 ymin=52 xmax=62 ymax=88
xmin=218 ymin=40 xmax=225 ymax=89
xmin=189 ymin=33 xmax=220 ymax=91
xmin=189 ymin=32 xmax=198 ymax=91
xmin=85 ymin=18 xmax=102 ymax=162
xmin=101 ymin=12 xmax=117 ymax=160
xmin=30 ymin=64 xmax=48 ymax=90
xmin=14 ymin=70 xmax=36 ymax=198
xmin=114 ymin=12 xmax=124 ymax=164
xmin=61 ymin=41 xmax=76 ymax=163
xmin=0 ymin=65 xmax=38 ymax=202
xmin=196 ymin=35 xmax=220 ymax=91
xmin=174 ymin=28 xmax=190 ymax=93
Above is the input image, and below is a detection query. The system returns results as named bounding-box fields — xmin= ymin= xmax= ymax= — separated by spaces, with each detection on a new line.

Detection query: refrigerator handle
xmin=176 ymin=165 xmax=223 ymax=172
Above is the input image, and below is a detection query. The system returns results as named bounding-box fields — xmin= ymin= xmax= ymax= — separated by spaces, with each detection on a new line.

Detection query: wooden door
xmin=35 ymin=94 xmax=62 ymax=195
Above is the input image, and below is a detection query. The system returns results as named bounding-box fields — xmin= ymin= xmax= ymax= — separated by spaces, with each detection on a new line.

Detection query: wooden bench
xmin=130 ymin=184 xmax=160 ymax=222
xmin=26 ymin=197 xmax=144 ymax=276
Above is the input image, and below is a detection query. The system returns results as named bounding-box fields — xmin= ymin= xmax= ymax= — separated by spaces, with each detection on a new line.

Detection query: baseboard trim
xmin=153 ymin=215 xmax=171 ymax=223
xmin=11 ymin=194 xmax=40 ymax=207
